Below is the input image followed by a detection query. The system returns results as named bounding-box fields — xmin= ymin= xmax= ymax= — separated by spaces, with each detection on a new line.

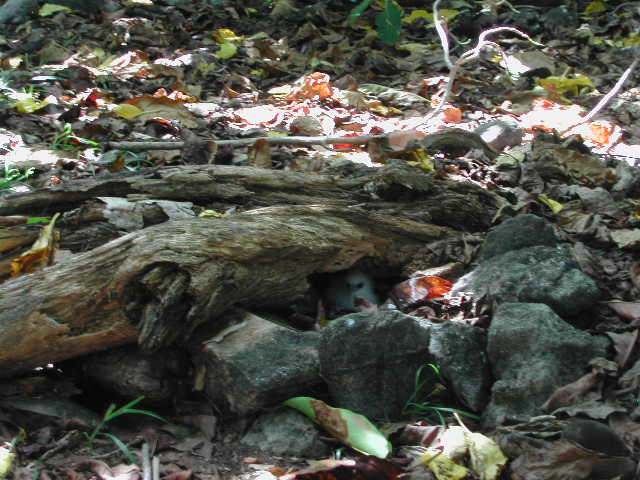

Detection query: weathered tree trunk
xmin=0 ymin=163 xmax=501 ymax=232
xmin=0 ymin=162 xmax=502 ymax=377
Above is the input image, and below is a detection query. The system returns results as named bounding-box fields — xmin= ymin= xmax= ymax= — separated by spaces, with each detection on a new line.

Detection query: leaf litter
xmin=3 ymin=0 xmax=640 ymax=479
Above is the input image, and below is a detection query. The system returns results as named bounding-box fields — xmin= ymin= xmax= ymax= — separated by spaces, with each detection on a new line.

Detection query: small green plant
xmin=84 ymin=396 xmax=168 ymax=465
xmin=53 ymin=124 xmax=101 ymax=152
xmin=123 ymin=151 xmax=155 ymax=171
xmin=403 ymin=364 xmax=480 ymax=424
xmin=0 ymin=166 xmax=36 ymax=192
xmin=348 ymin=0 xmax=403 ymax=45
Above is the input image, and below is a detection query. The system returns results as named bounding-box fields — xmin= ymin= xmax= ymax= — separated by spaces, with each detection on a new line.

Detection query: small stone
xmin=290 ymin=116 xmax=324 ymax=136
xmin=475 ymin=120 xmax=523 ymax=151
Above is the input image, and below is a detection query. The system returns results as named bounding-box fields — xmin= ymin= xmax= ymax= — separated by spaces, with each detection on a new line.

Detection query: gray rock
xmin=191 ymin=310 xmax=321 ymax=415
xmin=320 ymin=311 xmax=431 ymax=420
xmin=474 ymin=120 xmax=523 ymax=152
xmin=429 ymin=321 xmax=491 ymax=412
xmin=478 ymin=214 xmax=557 ymax=262
xmin=320 ymin=310 xmax=490 ymax=420
xmin=455 ymin=214 xmax=600 ymax=316
xmin=483 ymin=303 xmax=610 ymax=428
xmin=241 ymin=408 xmax=331 ymax=457
xmin=0 ymin=0 xmax=37 ymax=26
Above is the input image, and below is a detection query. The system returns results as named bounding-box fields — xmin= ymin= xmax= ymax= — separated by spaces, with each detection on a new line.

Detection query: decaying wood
xmin=0 ymin=163 xmax=502 ymax=232
xmin=105 ymin=134 xmax=387 ymax=151
xmin=0 ymin=162 xmax=503 ymax=377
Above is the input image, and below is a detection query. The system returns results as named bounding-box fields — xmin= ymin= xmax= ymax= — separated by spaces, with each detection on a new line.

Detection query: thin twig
xmin=423 ymin=6 xmax=541 ymax=125
xmin=106 ymin=134 xmax=387 ymax=152
xmin=141 ymin=443 xmax=151 ymax=480
xmin=561 ymin=58 xmax=639 ymax=134
xmin=152 ymin=455 xmax=160 ymax=480
xmin=433 ymin=0 xmax=452 ymax=69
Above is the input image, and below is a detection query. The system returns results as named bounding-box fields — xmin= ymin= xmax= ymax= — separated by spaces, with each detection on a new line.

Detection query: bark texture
xmin=0 ymin=162 xmax=502 ymax=377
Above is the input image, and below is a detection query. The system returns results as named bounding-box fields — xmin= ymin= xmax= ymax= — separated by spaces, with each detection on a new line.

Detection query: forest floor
xmin=2 ymin=0 xmax=640 ymax=479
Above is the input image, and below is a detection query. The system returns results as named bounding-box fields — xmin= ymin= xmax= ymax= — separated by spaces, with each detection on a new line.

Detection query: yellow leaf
xmin=537 ymin=74 xmax=594 ymax=97
xmin=583 ymin=0 xmax=607 ymax=17
xmin=421 ymin=448 xmax=469 ymax=480
xmin=215 ymin=42 xmax=237 ymax=59
xmin=11 ymin=213 xmax=60 ymax=277
xmin=199 ymin=210 xmax=226 ymax=218
xmin=465 ymin=432 xmax=508 ymax=480
xmin=14 ymin=95 xmax=51 ymax=113
xmin=405 ymin=8 xmax=460 ymax=23
xmin=622 ymin=33 xmax=640 ymax=46
xmin=538 ymin=194 xmax=564 ymax=214
xmin=267 ymin=130 xmax=288 ymax=137
xmin=39 ymin=3 xmax=73 ymax=16
xmin=407 ymin=149 xmax=434 ymax=171
xmin=403 ymin=9 xmax=431 ymax=23
xmin=114 ymin=103 xmax=144 ymax=119
xmin=212 ymin=28 xmax=242 ymax=43
xmin=0 ymin=445 xmax=15 ymax=480
xmin=397 ymin=42 xmax=431 ymax=55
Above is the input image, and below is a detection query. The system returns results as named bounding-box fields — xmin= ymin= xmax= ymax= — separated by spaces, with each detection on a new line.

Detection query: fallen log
xmin=0 ymin=163 xmax=501 ymax=233
xmin=0 ymin=162 xmax=503 ymax=377
xmin=0 ymin=204 xmax=456 ymax=377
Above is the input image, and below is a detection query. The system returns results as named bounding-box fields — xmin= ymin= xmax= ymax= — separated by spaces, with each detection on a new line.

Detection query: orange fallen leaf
xmin=442 ymin=106 xmax=462 ymax=123
xmin=391 ymin=276 xmax=453 ymax=309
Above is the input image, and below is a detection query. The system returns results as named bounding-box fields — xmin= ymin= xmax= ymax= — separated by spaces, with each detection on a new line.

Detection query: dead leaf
xmin=235 ymin=105 xmax=280 ymax=125
xmin=286 ymin=72 xmax=334 ymax=102
xmin=510 ymin=438 xmax=600 ymax=480
xmin=386 ymin=129 xmax=426 ymax=151
xmin=605 ymin=301 xmax=640 ymax=321
xmin=120 ymin=94 xmax=198 ymax=128
xmin=441 ymin=106 xmax=462 ymax=123
xmin=84 ymin=461 xmax=141 ymax=480
xmin=279 ymin=456 xmax=404 ymax=480
xmin=390 ymin=276 xmax=453 ymax=309
xmin=249 ymin=139 xmax=272 ymax=169
xmin=161 ymin=470 xmax=191 ymax=480
xmin=541 ymin=371 xmax=602 ymax=412
xmin=61 ymin=467 xmax=87 ymax=480
xmin=605 ymin=329 xmax=638 ymax=368
xmin=465 ymin=431 xmax=508 ymax=480
xmin=11 ymin=213 xmax=60 ymax=277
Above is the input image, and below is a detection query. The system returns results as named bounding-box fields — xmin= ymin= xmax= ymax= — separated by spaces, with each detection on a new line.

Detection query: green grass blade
xmin=119 ymin=409 xmax=168 ymax=423
xmin=102 ymin=433 xmax=137 ymax=465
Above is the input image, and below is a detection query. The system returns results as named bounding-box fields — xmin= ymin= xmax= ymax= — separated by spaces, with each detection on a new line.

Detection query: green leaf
xmin=104 ymin=397 xmax=169 ymax=423
xmin=347 ymin=0 xmax=373 ymax=25
xmin=120 ymin=408 xmax=169 ymax=423
xmin=108 ymin=396 xmax=144 ymax=419
xmin=27 ymin=217 xmax=51 ymax=224
xmin=101 ymin=432 xmax=138 ymax=465
xmin=284 ymin=397 xmax=391 ymax=458
xmin=39 ymin=3 xmax=73 ymax=16
xmin=375 ymin=0 xmax=402 ymax=45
